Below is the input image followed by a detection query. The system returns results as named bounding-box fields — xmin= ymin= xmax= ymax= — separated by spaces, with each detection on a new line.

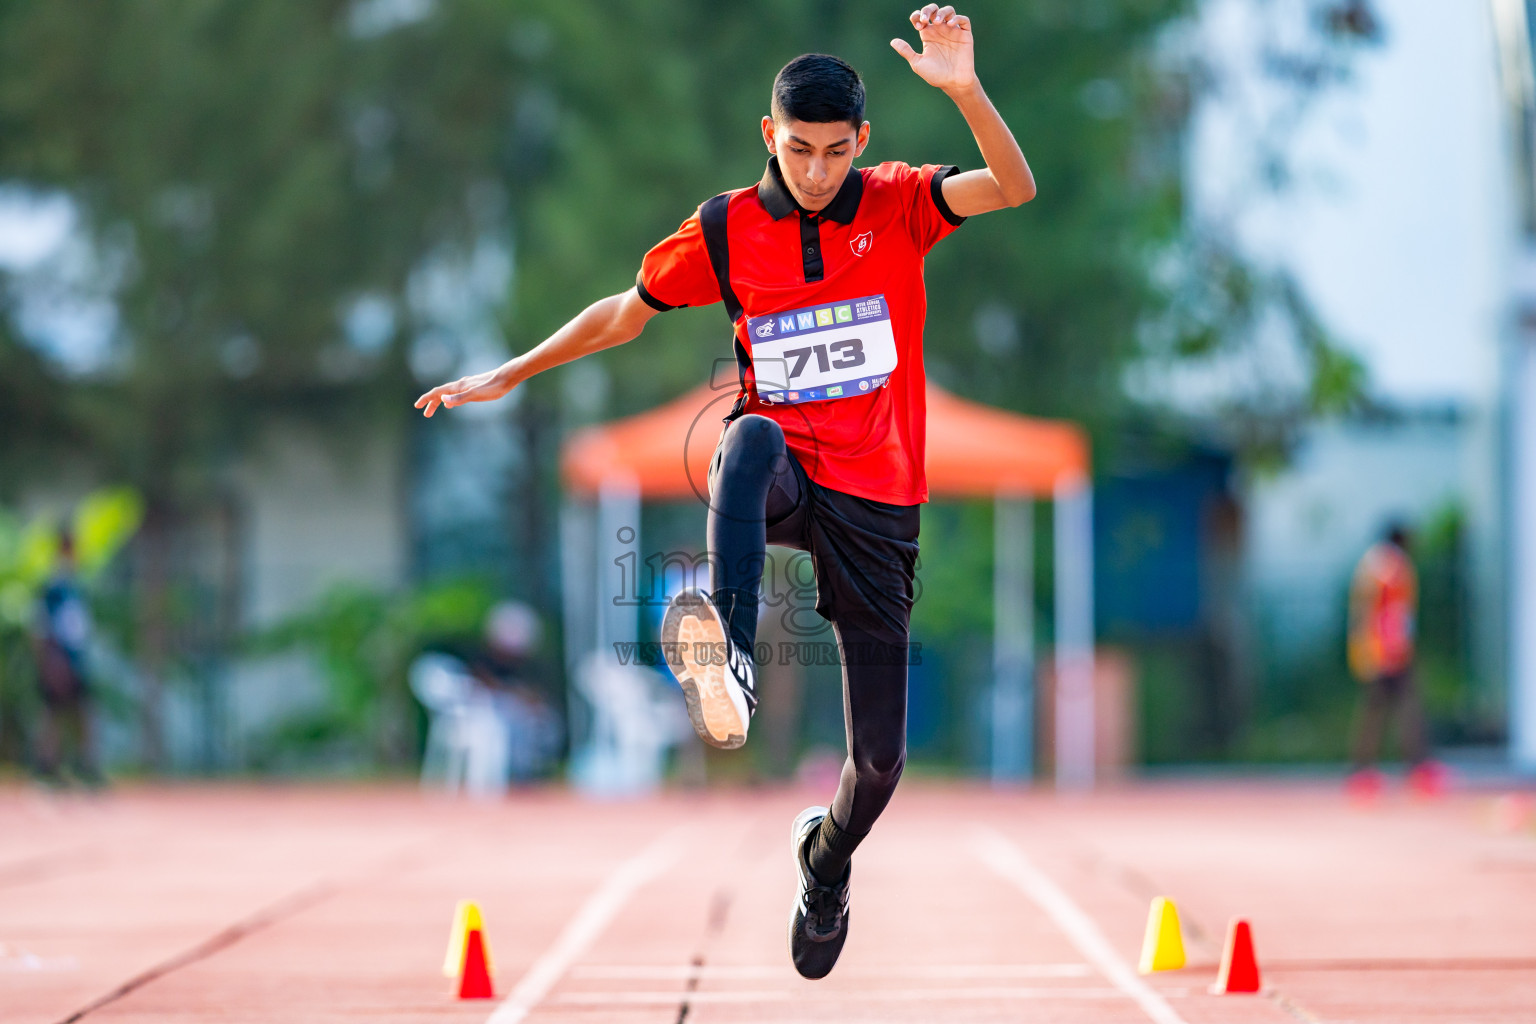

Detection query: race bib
xmin=746 ymin=294 xmax=897 ymax=405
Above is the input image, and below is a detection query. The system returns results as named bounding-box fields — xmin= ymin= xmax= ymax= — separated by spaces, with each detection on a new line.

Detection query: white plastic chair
xmin=409 ymin=653 xmax=510 ymax=798
xmin=568 ymin=651 xmax=692 ymax=797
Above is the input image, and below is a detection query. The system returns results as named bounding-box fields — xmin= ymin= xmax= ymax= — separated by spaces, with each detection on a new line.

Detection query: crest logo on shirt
xmin=850 ymin=230 xmax=874 ymax=257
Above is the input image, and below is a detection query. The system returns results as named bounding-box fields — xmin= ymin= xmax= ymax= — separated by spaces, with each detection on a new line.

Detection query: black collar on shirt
xmin=757 ymin=156 xmax=863 ymax=224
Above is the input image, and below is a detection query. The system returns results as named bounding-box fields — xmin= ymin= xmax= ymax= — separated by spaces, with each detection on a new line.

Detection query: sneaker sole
xmin=661 ymin=590 xmax=748 ymax=749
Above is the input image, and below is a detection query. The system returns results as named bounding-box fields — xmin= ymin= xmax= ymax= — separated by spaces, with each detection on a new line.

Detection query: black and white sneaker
xmin=660 ymin=588 xmax=756 ymax=749
xmin=787 ymin=805 xmax=851 ymax=980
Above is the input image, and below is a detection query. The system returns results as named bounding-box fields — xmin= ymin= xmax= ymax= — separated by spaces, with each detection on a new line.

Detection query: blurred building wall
xmin=236 ymin=422 xmax=406 ymax=626
xmin=20 ymin=421 xmax=407 ymax=770
xmin=1491 ymin=0 xmax=1536 ymax=769
xmin=223 ymin=422 xmax=407 ymax=768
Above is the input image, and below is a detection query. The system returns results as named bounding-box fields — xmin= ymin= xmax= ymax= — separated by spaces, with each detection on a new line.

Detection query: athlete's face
xmin=762 ymin=116 xmax=870 ymax=212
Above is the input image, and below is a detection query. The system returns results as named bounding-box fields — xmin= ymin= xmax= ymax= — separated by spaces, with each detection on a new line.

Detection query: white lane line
xmin=973 ymin=828 xmax=1193 ymax=1024
xmin=556 ymin=986 xmax=1131 ymax=1005
xmin=861 ymin=963 xmax=1092 ymax=979
xmin=485 ymin=827 xmax=686 ymax=1024
xmin=570 ymin=962 xmax=1092 ymax=980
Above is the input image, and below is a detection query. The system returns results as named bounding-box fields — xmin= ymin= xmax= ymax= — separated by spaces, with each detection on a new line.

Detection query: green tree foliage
xmin=0 ymin=0 xmax=1376 ymax=769
xmin=508 ymin=0 xmax=1197 ymax=428
xmin=505 ymin=0 xmax=1374 ymax=449
xmin=0 ymin=0 xmax=530 ymax=761
xmin=0 ymin=0 xmax=532 ymax=484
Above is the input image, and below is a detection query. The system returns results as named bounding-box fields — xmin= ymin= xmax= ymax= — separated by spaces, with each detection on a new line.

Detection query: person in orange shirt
xmin=1346 ymin=523 xmax=1442 ymax=796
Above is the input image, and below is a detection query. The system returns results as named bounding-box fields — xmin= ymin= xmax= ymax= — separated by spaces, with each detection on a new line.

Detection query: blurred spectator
xmin=467 ymin=602 xmax=561 ymax=783
xmin=472 ymin=602 xmax=546 ymax=689
xmin=409 ymin=602 xmax=562 ymax=795
xmin=1346 ymin=523 xmax=1444 ymax=797
xmin=29 ymin=529 xmax=103 ymax=788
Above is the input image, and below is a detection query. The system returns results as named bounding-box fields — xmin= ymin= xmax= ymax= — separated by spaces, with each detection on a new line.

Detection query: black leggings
xmin=707 ymin=414 xmax=913 ymax=835
xmin=1351 ymin=669 xmax=1428 ymax=769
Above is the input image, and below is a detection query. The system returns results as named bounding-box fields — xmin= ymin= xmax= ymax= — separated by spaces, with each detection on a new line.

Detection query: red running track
xmin=2 ymin=779 xmax=1534 ymax=1023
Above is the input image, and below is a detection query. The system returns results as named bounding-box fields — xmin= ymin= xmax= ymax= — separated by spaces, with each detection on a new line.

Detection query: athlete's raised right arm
xmin=414 ymin=286 xmax=661 ymax=417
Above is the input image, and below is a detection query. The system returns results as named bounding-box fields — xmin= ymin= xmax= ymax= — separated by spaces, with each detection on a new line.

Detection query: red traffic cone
xmin=457 ymin=928 xmax=495 ymax=1000
xmin=1210 ymin=918 xmax=1261 ymax=994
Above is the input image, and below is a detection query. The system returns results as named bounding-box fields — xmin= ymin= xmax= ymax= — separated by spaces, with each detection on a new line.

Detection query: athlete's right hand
xmin=414 ymin=365 xmax=517 ymax=417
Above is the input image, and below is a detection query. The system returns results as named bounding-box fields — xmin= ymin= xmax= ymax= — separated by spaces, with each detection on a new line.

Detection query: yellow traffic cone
xmin=1137 ymin=896 xmax=1186 ymax=974
xmin=443 ymin=900 xmax=495 ymax=977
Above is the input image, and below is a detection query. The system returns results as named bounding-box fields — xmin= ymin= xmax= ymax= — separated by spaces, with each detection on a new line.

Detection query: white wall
xmin=224 ymin=422 xmax=408 ymax=765
xmin=236 ymin=422 xmax=406 ymax=625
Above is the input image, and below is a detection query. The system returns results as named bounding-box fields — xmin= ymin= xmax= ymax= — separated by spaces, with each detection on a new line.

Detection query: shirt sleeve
xmin=887 ymin=162 xmax=965 ymax=255
xmin=635 ymin=208 xmax=722 ymax=311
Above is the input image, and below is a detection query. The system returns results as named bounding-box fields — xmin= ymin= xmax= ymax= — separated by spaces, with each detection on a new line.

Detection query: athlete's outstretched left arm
xmin=891 ymin=5 xmax=1036 ymax=216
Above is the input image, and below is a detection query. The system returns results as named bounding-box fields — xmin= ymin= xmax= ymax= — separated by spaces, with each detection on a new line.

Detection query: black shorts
xmin=711 ymin=441 xmax=920 ymax=642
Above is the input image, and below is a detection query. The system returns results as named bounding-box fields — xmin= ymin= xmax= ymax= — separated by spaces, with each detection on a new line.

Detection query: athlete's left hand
xmin=891 ymin=5 xmax=976 ymax=93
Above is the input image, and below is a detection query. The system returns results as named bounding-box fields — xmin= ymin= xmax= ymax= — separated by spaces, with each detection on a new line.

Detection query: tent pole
xmin=569 ymin=475 xmax=642 ymax=789
xmin=559 ymin=497 xmax=595 ymax=779
xmin=595 ymin=475 xmax=641 ymax=660
xmin=992 ymin=496 xmax=1034 ymax=782
xmin=559 ymin=499 xmax=595 ymax=683
xmin=1053 ymin=477 xmax=1095 ymax=790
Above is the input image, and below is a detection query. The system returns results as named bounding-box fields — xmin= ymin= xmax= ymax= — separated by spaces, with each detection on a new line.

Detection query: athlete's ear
xmin=761 ymin=115 xmax=777 ymax=154
xmin=854 ymin=121 xmax=870 ymax=157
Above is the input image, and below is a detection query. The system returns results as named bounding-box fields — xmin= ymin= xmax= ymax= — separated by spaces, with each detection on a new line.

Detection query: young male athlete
xmin=417 ymin=5 xmax=1034 ymax=978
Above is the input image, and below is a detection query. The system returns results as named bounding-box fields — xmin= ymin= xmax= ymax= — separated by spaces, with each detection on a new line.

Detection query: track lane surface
xmin=2 ymin=781 xmax=1532 ymax=1023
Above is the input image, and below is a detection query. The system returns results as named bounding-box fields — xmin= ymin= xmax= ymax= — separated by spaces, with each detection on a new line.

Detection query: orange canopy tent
xmin=562 ymin=382 xmax=1089 ymax=499
xmin=558 ymin=383 xmax=1098 ymax=787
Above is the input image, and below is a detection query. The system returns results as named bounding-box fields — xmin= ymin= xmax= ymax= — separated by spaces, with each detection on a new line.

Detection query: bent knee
xmin=726 ymin=414 xmax=783 ymax=450
xmin=719 ymin=414 xmax=784 ymax=466
xmin=856 ymin=748 xmax=906 ymax=791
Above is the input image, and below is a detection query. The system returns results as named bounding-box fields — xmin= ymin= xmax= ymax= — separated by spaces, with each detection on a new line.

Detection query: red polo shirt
xmin=636 ymin=157 xmax=964 ymax=505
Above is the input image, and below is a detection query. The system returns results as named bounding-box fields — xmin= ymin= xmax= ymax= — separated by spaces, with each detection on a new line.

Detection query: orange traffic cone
xmin=1210 ymin=918 xmax=1261 ymax=994
xmin=457 ymin=927 xmax=494 ymax=999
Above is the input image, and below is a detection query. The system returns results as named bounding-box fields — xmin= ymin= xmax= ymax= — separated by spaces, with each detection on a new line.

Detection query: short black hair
xmin=771 ymin=54 xmax=865 ymax=128
xmin=1384 ymin=520 xmax=1410 ymax=549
